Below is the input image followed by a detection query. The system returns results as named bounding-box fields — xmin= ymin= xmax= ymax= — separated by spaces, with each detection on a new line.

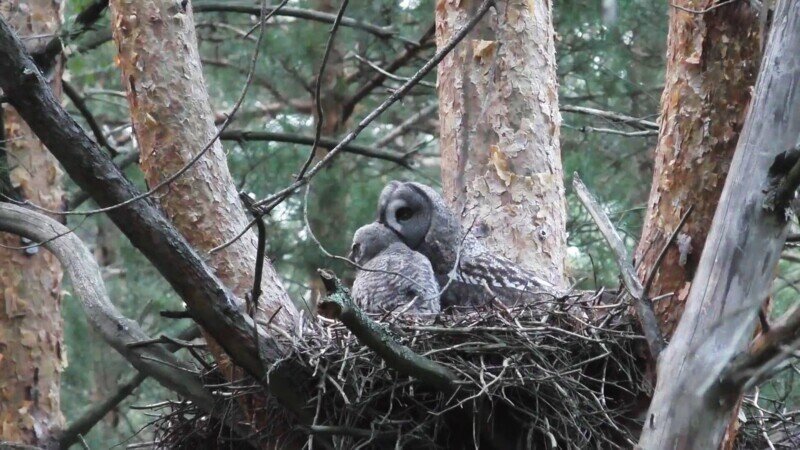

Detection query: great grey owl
xmin=349 ymin=222 xmax=441 ymax=315
xmin=377 ymin=181 xmax=558 ymax=308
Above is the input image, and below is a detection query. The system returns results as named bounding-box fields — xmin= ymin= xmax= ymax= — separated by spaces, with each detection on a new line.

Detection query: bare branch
xmin=341 ymin=24 xmax=435 ymax=121
xmin=576 ymin=126 xmax=658 ymax=137
xmin=252 ymin=0 xmax=494 ymax=212
xmin=58 ymin=373 xmax=146 ymax=447
xmin=0 ymin=203 xmax=215 ymax=410
xmin=375 ymin=103 xmax=438 ymax=147
xmin=220 ymin=130 xmax=411 ymax=167
xmin=721 ymin=304 xmax=800 ymax=392
xmin=573 ymin=173 xmax=665 ymax=359
xmin=62 ymin=79 xmax=117 ymax=156
xmin=561 ymin=104 xmax=659 ymax=130
xmin=193 ymin=1 xmax=407 ymax=43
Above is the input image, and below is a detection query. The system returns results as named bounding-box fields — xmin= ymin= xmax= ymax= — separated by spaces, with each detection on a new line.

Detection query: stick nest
xmin=149 ymin=292 xmax=661 ymax=449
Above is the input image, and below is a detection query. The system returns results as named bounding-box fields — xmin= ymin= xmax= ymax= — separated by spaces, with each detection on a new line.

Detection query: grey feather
xmin=377 ymin=181 xmax=557 ymax=308
xmin=349 ymin=223 xmax=440 ymax=315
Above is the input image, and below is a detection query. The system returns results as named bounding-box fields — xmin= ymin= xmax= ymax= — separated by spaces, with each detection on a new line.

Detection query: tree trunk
xmin=436 ymin=0 xmax=567 ymax=287
xmin=108 ymin=0 xmax=298 ymax=440
xmin=634 ymin=0 xmax=761 ymax=338
xmin=638 ymin=2 xmax=800 ymax=447
xmin=0 ymin=0 xmax=65 ymax=445
xmin=634 ymin=4 xmax=762 ymax=446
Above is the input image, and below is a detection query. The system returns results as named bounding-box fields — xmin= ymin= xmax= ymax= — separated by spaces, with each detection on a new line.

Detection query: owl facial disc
xmin=378 ymin=181 xmax=432 ymax=250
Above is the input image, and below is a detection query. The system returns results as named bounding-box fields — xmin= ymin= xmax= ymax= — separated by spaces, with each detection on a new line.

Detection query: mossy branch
xmin=316 ymin=269 xmax=458 ymax=392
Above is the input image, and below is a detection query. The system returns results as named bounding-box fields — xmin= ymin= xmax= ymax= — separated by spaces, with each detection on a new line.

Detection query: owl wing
xmin=451 ymin=251 xmax=558 ymax=306
xmin=352 ymin=245 xmax=440 ymax=315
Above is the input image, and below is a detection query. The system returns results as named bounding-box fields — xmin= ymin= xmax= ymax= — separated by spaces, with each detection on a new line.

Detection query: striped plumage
xmin=376 ymin=181 xmax=557 ymax=308
xmin=349 ymin=223 xmax=440 ymax=315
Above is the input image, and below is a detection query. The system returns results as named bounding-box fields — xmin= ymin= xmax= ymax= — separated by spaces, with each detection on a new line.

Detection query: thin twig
xmin=63 ymin=79 xmax=118 ymax=156
xmin=251 ymin=0 xmax=495 ymax=212
xmin=11 ymin=0 xmax=287 ymax=217
xmin=642 ymin=205 xmax=694 ymax=299
xmin=560 ymin=105 xmax=659 ymax=130
xmin=670 ymin=0 xmax=739 ymax=15
xmin=221 ymin=130 xmax=411 ymax=167
xmin=297 ymin=0 xmax=351 ymax=180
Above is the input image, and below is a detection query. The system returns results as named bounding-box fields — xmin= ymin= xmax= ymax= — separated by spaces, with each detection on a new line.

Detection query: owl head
xmin=348 ymin=222 xmax=402 ymax=266
xmin=376 ymin=181 xmax=465 ymax=273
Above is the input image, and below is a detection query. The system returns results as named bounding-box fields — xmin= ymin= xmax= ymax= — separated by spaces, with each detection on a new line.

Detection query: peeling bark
xmin=436 ymin=0 xmax=567 ymax=287
xmin=634 ymin=0 xmax=761 ymax=338
xmin=637 ymin=2 xmax=800 ymax=446
xmin=108 ymin=0 xmax=298 ymax=441
xmin=0 ymin=0 xmax=65 ymax=445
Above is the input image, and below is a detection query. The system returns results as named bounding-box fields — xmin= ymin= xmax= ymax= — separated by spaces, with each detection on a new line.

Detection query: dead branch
xmin=638 ymin=2 xmax=800 ymax=447
xmin=721 ymin=304 xmax=800 ymax=392
xmin=219 ymin=131 xmax=411 ymax=167
xmin=0 ymin=203 xmax=214 ymax=410
xmin=0 ymin=16 xmax=311 ymax=419
xmin=561 ymin=104 xmax=659 ymax=130
xmin=573 ymin=173 xmax=665 ymax=359
xmin=57 ymin=326 xmax=202 ymax=448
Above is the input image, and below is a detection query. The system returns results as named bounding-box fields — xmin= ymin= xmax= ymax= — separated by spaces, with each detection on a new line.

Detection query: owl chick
xmin=349 ymin=222 xmax=440 ymax=315
xmin=376 ymin=181 xmax=558 ymax=308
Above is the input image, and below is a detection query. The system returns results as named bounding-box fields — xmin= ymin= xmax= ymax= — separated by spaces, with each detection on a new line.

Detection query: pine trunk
xmin=634 ymin=0 xmax=761 ymax=338
xmin=638 ymin=2 xmax=800 ymax=446
xmin=0 ymin=1 xmax=65 ymax=445
xmin=436 ymin=0 xmax=567 ymax=287
xmin=108 ymin=0 xmax=298 ymax=441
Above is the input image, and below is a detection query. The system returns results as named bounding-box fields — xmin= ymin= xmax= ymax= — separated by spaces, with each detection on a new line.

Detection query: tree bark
xmin=634 ymin=4 xmax=762 ymax=446
xmin=638 ymin=2 xmax=800 ymax=448
xmin=108 ymin=0 xmax=301 ymax=442
xmin=0 ymin=1 xmax=65 ymax=445
xmin=634 ymin=0 xmax=761 ymax=338
xmin=436 ymin=0 xmax=567 ymax=287
xmin=0 ymin=16 xmax=309 ymax=422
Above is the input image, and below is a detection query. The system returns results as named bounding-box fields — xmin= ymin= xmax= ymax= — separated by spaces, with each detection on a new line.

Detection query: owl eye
xmin=396 ymin=207 xmax=414 ymax=221
xmin=350 ymin=243 xmax=361 ymax=261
